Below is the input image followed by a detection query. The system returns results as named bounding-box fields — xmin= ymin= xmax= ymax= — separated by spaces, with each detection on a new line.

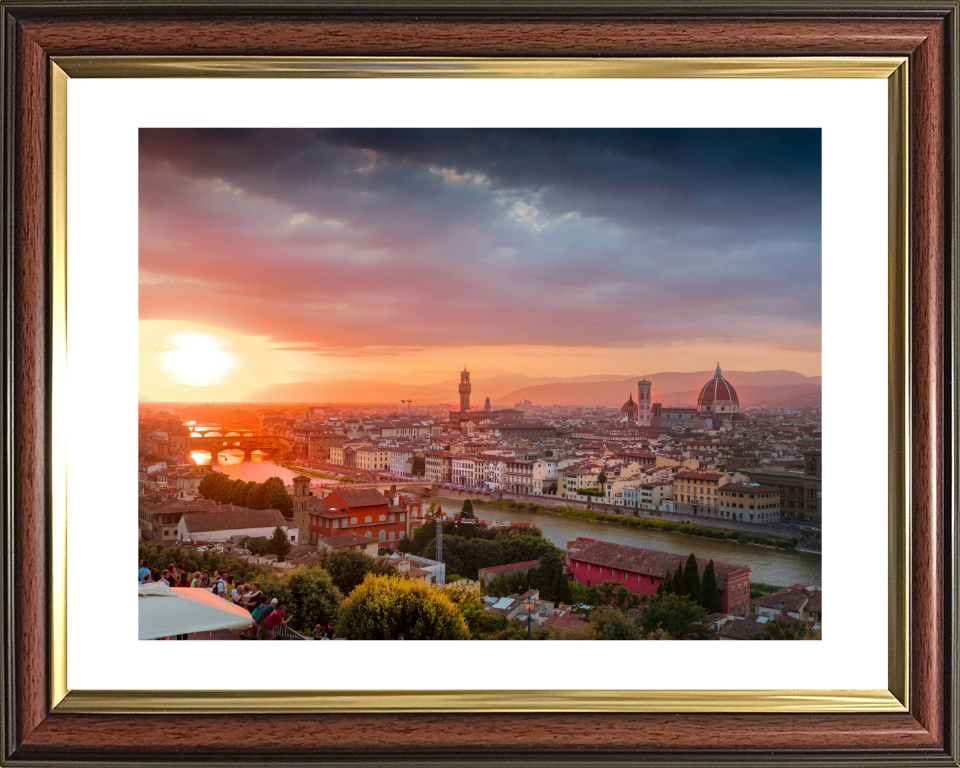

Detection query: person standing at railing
xmin=262 ymin=605 xmax=289 ymax=638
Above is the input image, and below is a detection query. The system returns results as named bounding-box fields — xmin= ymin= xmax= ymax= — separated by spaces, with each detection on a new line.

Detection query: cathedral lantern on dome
xmin=697 ymin=363 xmax=741 ymax=427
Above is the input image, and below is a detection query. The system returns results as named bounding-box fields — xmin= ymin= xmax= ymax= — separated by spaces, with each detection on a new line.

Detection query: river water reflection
xmin=188 ymin=453 xmax=306 ymax=484
xmin=454 ymin=499 xmax=822 ymax=587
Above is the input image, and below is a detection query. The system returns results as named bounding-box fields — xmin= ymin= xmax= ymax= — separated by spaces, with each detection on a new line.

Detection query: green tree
xmin=700 ymin=559 xmax=722 ymax=613
xmin=527 ymin=549 xmax=573 ymax=604
xmin=597 ymin=470 xmax=608 ymax=486
xmin=672 ymin=563 xmax=688 ymax=598
xmin=659 ymin=568 xmax=674 ymax=597
xmin=638 ymin=593 xmax=712 ymax=639
xmin=336 ymin=574 xmax=470 ymax=639
xmin=229 ymin=478 xmax=248 ymax=506
xmin=261 ymin=477 xmax=294 ymax=515
xmin=484 ymin=570 xmax=530 ymax=598
xmin=257 ymin=566 xmax=342 ymax=635
xmin=442 ymin=585 xmax=508 ymax=639
xmin=139 ymin=542 xmax=265 ymax=584
xmin=322 ymin=548 xmax=398 ymax=596
xmin=411 ymin=454 xmax=426 ymax=477
xmin=269 ymin=526 xmax=292 ymax=561
xmin=574 ymin=580 xmax=643 ymax=618
xmin=590 ymin=606 xmax=642 ymax=640
xmin=460 ymin=499 xmax=475 ymax=519
xmin=500 ymin=535 xmax=557 ymax=565
xmin=683 ymin=553 xmax=702 ymax=605
xmin=245 ymin=537 xmax=272 ymax=558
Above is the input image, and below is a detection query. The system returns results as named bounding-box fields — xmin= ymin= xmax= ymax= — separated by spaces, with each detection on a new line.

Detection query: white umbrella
xmin=138 ymin=582 xmax=254 ymax=640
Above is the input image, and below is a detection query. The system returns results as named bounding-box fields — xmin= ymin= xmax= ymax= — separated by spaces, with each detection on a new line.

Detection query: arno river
xmin=435 ymin=499 xmax=822 ymax=588
xmin=188 ymin=456 xmax=822 ymax=587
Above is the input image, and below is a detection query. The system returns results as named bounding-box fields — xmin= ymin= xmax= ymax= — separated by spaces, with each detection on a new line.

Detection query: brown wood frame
xmin=1 ymin=2 xmax=957 ymax=765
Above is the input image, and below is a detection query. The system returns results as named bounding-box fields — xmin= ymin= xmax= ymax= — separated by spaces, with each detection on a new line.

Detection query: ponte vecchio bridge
xmin=187 ymin=427 xmax=281 ymax=461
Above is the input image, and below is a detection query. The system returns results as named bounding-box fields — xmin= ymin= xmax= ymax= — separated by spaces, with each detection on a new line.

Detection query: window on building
xmin=365 ymin=531 xmax=371 ymax=537
xmin=333 ymin=520 xmax=339 ymax=529
xmin=350 ymin=518 xmax=357 ymax=525
xmin=379 ymin=530 xmax=386 ymax=541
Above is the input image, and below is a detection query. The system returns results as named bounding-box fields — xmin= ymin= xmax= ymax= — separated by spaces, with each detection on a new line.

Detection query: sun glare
xmin=160 ymin=332 xmax=239 ymax=386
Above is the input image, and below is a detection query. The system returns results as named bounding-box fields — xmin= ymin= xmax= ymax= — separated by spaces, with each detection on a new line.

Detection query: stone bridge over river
xmin=188 ymin=433 xmax=281 ymax=460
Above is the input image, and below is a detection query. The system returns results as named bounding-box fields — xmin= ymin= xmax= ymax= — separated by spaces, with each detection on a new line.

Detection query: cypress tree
xmin=701 ymin=559 xmax=722 ymax=614
xmin=683 ymin=553 xmax=702 ymax=605
xmin=673 ymin=563 xmax=687 ymax=597
xmin=660 ymin=570 xmax=673 ymax=596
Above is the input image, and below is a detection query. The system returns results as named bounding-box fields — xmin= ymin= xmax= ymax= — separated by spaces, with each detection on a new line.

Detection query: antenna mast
xmin=436 ymin=504 xmax=443 ymax=563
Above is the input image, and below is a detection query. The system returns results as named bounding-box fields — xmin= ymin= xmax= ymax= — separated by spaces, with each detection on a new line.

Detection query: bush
xmin=336 ymin=574 xmax=470 ymax=640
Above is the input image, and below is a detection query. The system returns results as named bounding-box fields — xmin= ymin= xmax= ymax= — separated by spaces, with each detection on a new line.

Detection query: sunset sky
xmin=139 ymin=128 xmax=822 ymax=403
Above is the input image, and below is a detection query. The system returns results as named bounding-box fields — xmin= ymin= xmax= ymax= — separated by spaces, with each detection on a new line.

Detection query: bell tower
xmin=292 ymin=474 xmax=312 ymax=547
xmin=637 ymin=376 xmax=652 ymax=427
xmin=459 ymin=366 xmax=471 ymax=413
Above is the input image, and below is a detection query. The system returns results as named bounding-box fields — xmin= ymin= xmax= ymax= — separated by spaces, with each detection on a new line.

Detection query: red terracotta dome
xmin=621 ymin=393 xmax=638 ymax=419
xmin=697 ymin=363 xmax=739 ymax=411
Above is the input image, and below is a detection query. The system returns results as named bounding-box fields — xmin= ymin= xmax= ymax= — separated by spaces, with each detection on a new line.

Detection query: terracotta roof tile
xmin=568 ymin=539 xmax=748 ymax=584
xmin=181 ymin=508 xmax=285 ymax=533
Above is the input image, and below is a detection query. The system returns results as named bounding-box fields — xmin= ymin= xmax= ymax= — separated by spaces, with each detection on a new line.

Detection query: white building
xmin=482 ymin=456 xmax=504 ymax=491
xmin=388 ymin=447 xmax=417 ymax=477
xmin=452 ymin=455 xmax=478 ymax=486
xmin=532 ymin=457 xmax=559 ymax=495
xmin=177 ymin=508 xmax=297 ymax=544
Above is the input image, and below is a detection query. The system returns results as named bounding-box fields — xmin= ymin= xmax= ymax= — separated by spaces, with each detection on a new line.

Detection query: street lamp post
xmin=523 ymin=595 xmax=536 ymax=640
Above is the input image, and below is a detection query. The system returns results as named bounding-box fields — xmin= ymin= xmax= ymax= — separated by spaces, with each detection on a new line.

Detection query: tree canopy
xmin=257 ymin=566 xmax=343 ymax=635
xmin=270 ymin=526 xmax=292 ymax=561
xmin=197 ymin=473 xmax=293 ymax=514
xmin=321 ymin=548 xmax=398 ymax=596
xmin=638 ymin=593 xmax=712 ymax=639
xmin=590 ymin=606 xmax=642 ymax=640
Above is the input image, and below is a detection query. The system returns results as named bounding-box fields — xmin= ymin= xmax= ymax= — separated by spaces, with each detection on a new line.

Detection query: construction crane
xmin=400 ymin=399 xmax=421 ymax=417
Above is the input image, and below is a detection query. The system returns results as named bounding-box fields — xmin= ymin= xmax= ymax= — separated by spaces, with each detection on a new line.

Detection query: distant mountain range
xmin=239 ymin=369 xmax=821 ymax=407
xmin=494 ymin=370 xmax=821 ymax=408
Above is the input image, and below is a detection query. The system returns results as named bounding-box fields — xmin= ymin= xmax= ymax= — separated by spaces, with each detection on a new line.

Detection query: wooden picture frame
xmin=1 ymin=1 xmax=957 ymax=765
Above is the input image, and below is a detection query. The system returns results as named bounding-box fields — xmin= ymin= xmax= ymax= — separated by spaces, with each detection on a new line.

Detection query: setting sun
xmin=159 ymin=331 xmax=239 ymax=386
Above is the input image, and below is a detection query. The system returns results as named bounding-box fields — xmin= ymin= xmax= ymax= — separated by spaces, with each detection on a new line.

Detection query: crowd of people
xmin=138 ymin=559 xmax=311 ymax=640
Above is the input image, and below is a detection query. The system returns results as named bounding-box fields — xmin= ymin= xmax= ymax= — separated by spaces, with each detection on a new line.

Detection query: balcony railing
xmin=275 ymin=624 xmax=311 ymax=641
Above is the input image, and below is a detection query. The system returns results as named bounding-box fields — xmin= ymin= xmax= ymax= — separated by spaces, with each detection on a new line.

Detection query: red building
xmin=566 ymin=538 xmax=751 ymax=616
xmin=305 ymin=488 xmax=415 ymax=552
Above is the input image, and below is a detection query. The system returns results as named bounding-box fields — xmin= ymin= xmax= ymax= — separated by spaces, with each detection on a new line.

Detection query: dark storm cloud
xmin=139 ymin=128 xmax=821 ymax=353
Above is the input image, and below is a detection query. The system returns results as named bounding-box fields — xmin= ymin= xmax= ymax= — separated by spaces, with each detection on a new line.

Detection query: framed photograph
xmin=2 ymin=1 xmax=957 ymax=766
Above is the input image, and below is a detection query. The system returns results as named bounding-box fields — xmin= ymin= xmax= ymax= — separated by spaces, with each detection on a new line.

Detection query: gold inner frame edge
xmin=48 ymin=55 xmax=910 ymax=714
